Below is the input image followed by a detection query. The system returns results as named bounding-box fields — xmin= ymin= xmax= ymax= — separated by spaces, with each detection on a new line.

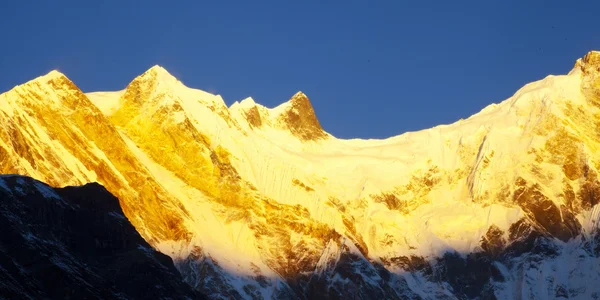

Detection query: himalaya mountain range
xmin=2 ymin=51 xmax=600 ymax=299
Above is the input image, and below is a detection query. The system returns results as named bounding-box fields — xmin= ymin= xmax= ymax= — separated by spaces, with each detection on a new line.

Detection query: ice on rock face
xmin=2 ymin=52 xmax=600 ymax=298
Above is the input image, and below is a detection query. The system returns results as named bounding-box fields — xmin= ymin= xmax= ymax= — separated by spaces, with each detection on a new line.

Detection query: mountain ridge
xmin=2 ymin=51 xmax=600 ymax=299
xmin=13 ymin=50 xmax=600 ymax=142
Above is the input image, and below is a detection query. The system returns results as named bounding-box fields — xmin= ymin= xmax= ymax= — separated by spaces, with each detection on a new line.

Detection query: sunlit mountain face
xmin=1 ymin=52 xmax=600 ymax=299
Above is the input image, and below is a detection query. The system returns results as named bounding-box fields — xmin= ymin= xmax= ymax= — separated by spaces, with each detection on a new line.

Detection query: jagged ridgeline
xmin=1 ymin=52 xmax=600 ymax=299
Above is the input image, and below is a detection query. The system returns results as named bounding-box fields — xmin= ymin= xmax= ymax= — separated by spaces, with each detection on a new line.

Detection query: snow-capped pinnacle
xmin=30 ymin=70 xmax=69 ymax=85
xmin=121 ymin=65 xmax=181 ymax=104
xmin=43 ymin=70 xmax=67 ymax=80
xmin=1 ymin=68 xmax=88 ymax=121
xmin=291 ymin=91 xmax=307 ymax=99
xmin=147 ymin=65 xmax=170 ymax=75
xmin=275 ymin=91 xmax=328 ymax=141
xmin=8 ymin=69 xmax=79 ymax=96
xmin=137 ymin=65 xmax=180 ymax=87
xmin=239 ymin=97 xmax=257 ymax=109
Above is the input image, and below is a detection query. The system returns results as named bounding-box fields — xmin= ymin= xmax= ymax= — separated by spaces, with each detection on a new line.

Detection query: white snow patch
xmin=108 ymin=211 xmax=126 ymax=221
xmin=33 ymin=181 xmax=67 ymax=206
xmin=0 ymin=177 xmax=11 ymax=193
xmin=86 ymin=90 xmax=125 ymax=116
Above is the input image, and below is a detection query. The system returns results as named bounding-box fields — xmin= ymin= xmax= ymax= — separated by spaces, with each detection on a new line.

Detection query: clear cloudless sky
xmin=1 ymin=1 xmax=599 ymax=139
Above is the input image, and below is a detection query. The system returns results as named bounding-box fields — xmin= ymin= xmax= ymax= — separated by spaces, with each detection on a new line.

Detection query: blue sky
xmin=1 ymin=1 xmax=599 ymax=139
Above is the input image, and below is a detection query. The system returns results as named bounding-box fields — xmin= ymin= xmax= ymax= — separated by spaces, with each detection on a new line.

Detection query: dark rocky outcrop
xmin=379 ymin=216 xmax=599 ymax=299
xmin=0 ymin=175 xmax=203 ymax=300
xmin=513 ymin=177 xmax=581 ymax=242
xmin=277 ymin=92 xmax=328 ymax=141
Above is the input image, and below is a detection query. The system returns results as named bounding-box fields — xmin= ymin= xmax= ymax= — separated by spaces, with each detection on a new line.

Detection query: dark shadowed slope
xmin=0 ymin=175 xmax=203 ymax=300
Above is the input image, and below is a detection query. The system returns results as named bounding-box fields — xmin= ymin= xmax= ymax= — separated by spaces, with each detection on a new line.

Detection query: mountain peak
xmin=120 ymin=65 xmax=180 ymax=105
xmin=276 ymin=91 xmax=328 ymax=141
xmin=289 ymin=91 xmax=312 ymax=109
xmin=12 ymin=69 xmax=80 ymax=97
xmin=239 ymin=97 xmax=257 ymax=108
xmin=135 ymin=65 xmax=180 ymax=87
xmin=287 ymin=91 xmax=316 ymax=116
xmin=43 ymin=70 xmax=67 ymax=80
xmin=29 ymin=70 xmax=69 ymax=86
xmin=147 ymin=64 xmax=170 ymax=75
xmin=291 ymin=91 xmax=308 ymax=100
xmin=572 ymin=50 xmax=600 ymax=74
xmin=574 ymin=50 xmax=600 ymax=106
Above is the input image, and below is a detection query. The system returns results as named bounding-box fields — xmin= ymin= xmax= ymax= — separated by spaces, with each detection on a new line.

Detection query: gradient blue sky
xmin=1 ymin=1 xmax=599 ymax=138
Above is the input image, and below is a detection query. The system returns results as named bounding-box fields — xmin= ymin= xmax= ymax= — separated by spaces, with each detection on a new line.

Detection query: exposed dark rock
xmin=433 ymin=251 xmax=495 ymax=299
xmin=577 ymin=51 xmax=600 ymax=106
xmin=244 ymin=106 xmax=263 ymax=128
xmin=480 ymin=225 xmax=506 ymax=258
xmin=304 ymin=243 xmax=420 ymax=300
xmin=578 ymin=176 xmax=600 ymax=210
xmin=176 ymin=249 xmax=246 ymax=300
xmin=0 ymin=175 xmax=202 ymax=299
xmin=277 ymin=92 xmax=328 ymax=141
xmin=513 ymin=178 xmax=581 ymax=241
xmin=382 ymin=221 xmax=588 ymax=299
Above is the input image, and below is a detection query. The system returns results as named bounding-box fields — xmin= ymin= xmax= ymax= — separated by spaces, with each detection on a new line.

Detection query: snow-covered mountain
xmin=2 ymin=51 xmax=600 ymax=299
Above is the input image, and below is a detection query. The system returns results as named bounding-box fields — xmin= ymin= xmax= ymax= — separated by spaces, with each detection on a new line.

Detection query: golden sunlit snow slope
xmin=2 ymin=52 xmax=600 ymax=299
xmin=0 ymin=71 xmax=190 ymax=243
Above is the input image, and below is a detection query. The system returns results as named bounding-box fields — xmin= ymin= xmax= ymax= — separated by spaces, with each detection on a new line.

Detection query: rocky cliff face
xmin=0 ymin=175 xmax=202 ymax=299
xmin=2 ymin=52 xmax=600 ymax=299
